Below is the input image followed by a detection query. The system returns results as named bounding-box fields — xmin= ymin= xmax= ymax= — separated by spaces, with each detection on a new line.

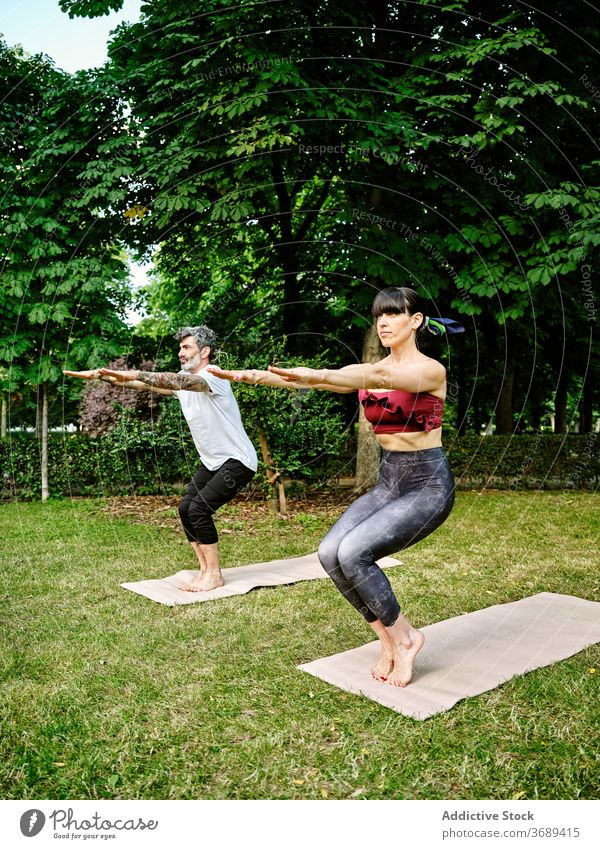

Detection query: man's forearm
xmin=120 ymin=379 xmax=174 ymax=396
xmin=138 ymin=371 xmax=210 ymax=392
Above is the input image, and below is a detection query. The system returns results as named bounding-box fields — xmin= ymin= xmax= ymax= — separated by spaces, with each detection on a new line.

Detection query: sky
xmin=1 ymin=0 xmax=143 ymax=72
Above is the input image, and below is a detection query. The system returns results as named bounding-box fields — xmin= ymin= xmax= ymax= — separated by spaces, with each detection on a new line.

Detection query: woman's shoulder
xmin=409 ymin=354 xmax=446 ymax=399
xmin=420 ymin=352 xmax=446 ymax=374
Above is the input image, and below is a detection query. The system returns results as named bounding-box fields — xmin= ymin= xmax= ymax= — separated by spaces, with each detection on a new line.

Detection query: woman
xmin=208 ymin=287 xmax=462 ymax=687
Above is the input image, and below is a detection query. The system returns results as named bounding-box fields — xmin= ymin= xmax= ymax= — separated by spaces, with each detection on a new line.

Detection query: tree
xmin=401 ymin=1 xmax=600 ymax=431
xmin=0 ymin=43 xmax=132 ymax=497
xmin=57 ymin=0 xmax=599 ymax=438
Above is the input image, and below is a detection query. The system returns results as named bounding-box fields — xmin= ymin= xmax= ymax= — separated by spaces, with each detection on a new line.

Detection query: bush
xmin=78 ymin=358 xmax=162 ymax=435
xmin=446 ymin=433 xmax=600 ymax=490
xmin=0 ymin=403 xmax=197 ymax=499
xmin=0 ymin=374 xmax=350 ymax=498
xmin=2 ymin=431 xmax=598 ymax=500
xmin=223 ymin=346 xmax=349 ymax=485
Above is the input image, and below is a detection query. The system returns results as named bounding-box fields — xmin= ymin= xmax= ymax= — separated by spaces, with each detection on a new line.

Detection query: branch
xmin=295 ymin=179 xmax=333 ymax=242
xmin=271 ymin=157 xmax=292 ymax=241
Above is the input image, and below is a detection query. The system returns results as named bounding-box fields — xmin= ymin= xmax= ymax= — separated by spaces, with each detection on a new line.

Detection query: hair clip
xmin=424 ymin=316 xmax=465 ymax=336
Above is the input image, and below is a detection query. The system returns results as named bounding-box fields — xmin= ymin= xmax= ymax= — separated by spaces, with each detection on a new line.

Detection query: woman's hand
xmin=206 ymin=366 xmax=261 ymax=384
xmin=267 ymin=365 xmax=324 ymax=385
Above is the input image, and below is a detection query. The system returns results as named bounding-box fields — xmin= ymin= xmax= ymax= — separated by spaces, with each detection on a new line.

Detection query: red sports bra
xmin=358 ymin=389 xmax=444 ymax=433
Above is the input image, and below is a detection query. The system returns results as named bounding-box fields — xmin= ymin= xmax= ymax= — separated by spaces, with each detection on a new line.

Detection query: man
xmin=65 ymin=326 xmax=257 ymax=591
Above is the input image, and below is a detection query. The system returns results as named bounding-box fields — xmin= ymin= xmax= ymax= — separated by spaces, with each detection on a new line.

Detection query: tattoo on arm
xmin=138 ymin=371 xmax=210 ymax=392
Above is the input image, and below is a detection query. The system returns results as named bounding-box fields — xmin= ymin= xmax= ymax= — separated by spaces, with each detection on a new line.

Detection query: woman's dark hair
xmin=371 ymin=287 xmax=426 ymax=334
xmin=371 ymin=286 xmax=429 ymax=348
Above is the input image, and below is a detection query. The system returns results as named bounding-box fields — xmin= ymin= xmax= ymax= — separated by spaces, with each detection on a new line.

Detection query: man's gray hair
xmin=175 ymin=325 xmax=217 ymax=359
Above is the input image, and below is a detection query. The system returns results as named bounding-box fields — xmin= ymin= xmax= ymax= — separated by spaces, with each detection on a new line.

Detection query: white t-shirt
xmin=175 ymin=368 xmax=258 ymax=472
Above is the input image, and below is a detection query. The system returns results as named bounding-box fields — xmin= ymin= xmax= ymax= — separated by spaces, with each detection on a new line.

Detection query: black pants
xmin=179 ymin=459 xmax=255 ymax=545
xmin=318 ymin=447 xmax=455 ymax=626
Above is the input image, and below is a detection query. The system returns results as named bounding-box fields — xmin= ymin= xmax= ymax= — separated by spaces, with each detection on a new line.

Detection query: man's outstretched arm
xmin=64 ymin=369 xmax=186 ymax=396
xmin=98 ymin=368 xmax=211 ymax=394
xmin=64 ymin=369 xmax=172 ymax=396
xmin=206 ymin=366 xmax=356 ymax=394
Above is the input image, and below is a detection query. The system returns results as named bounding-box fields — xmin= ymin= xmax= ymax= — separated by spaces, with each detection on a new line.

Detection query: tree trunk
xmin=530 ymin=405 xmax=542 ymax=432
xmin=354 ymin=323 xmax=385 ymax=494
xmin=0 ymin=394 xmax=6 ymax=439
xmin=495 ymin=331 xmax=517 ymax=436
xmin=456 ymin=350 xmax=468 ymax=436
xmin=41 ymin=381 xmax=49 ymax=502
xmin=579 ymin=367 xmax=593 ymax=434
xmin=472 ymin=391 xmax=482 ymax=434
xmin=258 ymin=426 xmax=287 ymax=515
xmin=271 ymin=157 xmax=302 ymax=351
xmin=35 ymin=384 xmax=43 ymax=439
xmin=280 ymin=249 xmax=302 ymax=351
xmin=554 ymin=369 xmax=569 ymax=434
xmin=495 ymin=362 xmax=515 ymax=434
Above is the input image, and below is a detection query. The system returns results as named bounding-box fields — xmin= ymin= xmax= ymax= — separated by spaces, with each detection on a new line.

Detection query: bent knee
xmin=317 ymin=540 xmax=339 ymax=574
xmin=188 ymin=501 xmax=213 ymax=525
xmin=336 ymin=538 xmax=368 ymax=576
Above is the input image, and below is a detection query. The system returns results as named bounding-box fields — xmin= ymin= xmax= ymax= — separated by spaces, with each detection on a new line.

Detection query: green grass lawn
xmin=1 ymin=491 xmax=598 ymax=800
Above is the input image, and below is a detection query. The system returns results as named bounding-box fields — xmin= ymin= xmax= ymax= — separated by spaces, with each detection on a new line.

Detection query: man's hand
xmin=206 ymin=366 xmax=260 ymax=384
xmin=267 ymin=365 xmax=325 ymax=385
xmin=64 ymin=369 xmax=119 ymax=383
xmin=98 ymin=368 xmax=140 ymax=385
xmin=64 ymin=369 xmax=101 ymax=380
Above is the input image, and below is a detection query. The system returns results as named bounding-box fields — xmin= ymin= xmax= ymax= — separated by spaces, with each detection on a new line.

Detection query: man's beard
xmin=180 ymin=353 xmax=202 ymax=371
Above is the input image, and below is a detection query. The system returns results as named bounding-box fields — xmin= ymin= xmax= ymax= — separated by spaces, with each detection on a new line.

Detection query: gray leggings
xmin=318 ymin=447 xmax=455 ymax=627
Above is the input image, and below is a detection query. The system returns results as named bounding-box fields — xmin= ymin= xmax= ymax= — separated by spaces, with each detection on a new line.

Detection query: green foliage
xmin=447 ymin=434 xmax=600 ymax=490
xmin=0 ymin=402 xmax=195 ymax=498
xmin=0 ymin=44 xmax=132 ymax=391
xmin=98 ymin=403 xmax=195 ymax=492
xmin=2 ymin=432 xmax=597 ymax=499
xmin=0 ymin=360 xmax=350 ymax=497
xmin=226 ymin=345 xmax=349 ymax=483
xmin=86 ymin=0 xmax=598 ymax=438
xmin=2 ymin=1 xmax=599 ymax=455
xmin=59 ymin=0 xmax=124 ymax=18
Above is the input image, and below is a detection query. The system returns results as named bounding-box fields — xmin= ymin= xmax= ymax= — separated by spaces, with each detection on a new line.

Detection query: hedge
xmin=1 ymin=431 xmax=598 ymax=499
xmin=445 ymin=433 xmax=599 ymax=490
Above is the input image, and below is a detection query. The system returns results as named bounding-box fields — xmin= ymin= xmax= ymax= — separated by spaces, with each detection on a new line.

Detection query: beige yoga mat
xmin=298 ymin=592 xmax=600 ymax=719
xmin=121 ymin=552 xmax=402 ymax=606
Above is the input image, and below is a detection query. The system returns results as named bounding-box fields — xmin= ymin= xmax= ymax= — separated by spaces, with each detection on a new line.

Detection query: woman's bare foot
xmin=387 ymin=629 xmax=424 ymax=686
xmin=385 ymin=614 xmax=425 ymax=687
xmin=372 ymin=646 xmax=394 ymax=681
xmin=369 ymin=620 xmax=394 ymax=681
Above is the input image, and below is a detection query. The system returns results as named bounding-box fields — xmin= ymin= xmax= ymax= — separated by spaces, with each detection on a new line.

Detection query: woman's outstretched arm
xmin=267 ymin=358 xmax=446 ymax=394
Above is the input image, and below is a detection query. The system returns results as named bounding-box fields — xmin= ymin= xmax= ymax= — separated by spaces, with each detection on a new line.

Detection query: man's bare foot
xmin=180 ymin=571 xmax=224 ymax=592
xmin=387 ymin=628 xmax=425 ymax=687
